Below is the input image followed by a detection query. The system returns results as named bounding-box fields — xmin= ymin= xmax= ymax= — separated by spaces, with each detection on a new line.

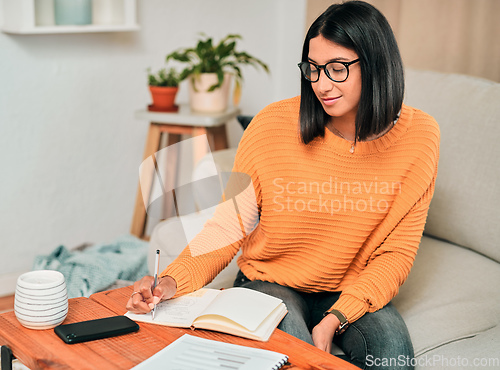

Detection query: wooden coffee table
xmin=0 ymin=286 xmax=357 ymax=369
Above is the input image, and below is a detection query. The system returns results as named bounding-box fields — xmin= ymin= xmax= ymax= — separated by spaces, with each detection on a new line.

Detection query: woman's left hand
xmin=311 ymin=313 xmax=340 ymax=353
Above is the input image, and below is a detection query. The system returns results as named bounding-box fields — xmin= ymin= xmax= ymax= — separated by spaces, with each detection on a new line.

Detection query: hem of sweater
xmin=331 ymin=294 xmax=369 ymax=324
xmin=160 ymin=263 xmax=194 ymax=298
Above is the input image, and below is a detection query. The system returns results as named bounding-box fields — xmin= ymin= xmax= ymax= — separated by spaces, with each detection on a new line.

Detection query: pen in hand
xmin=152 ymin=249 xmax=160 ymax=320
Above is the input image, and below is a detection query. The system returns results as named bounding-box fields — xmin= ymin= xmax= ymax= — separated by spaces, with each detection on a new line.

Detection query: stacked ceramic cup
xmin=14 ymin=270 xmax=68 ymax=330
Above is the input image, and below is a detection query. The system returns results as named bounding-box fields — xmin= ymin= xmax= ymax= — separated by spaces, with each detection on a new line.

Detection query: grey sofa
xmin=150 ymin=68 xmax=500 ymax=368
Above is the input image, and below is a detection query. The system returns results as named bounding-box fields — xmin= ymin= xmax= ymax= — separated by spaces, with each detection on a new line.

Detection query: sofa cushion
xmin=392 ymin=235 xmax=500 ymax=358
xmin=419 ymin=325 xmax=500 ymax=370
xmin=191 ymin=148 xmax=237 ymax=211
xmin=404 ymin=69 xmax=500 ymax=262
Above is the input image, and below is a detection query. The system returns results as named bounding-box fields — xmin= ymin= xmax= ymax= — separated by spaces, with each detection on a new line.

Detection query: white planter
xmin=188 ymin=73 xmax=232 ymax=113
xmin=14 ymin=270 xmax=68 ymax=330
xmin=35 ymin=0 xmax=55 ymax=26
xmin=92 ymin=0 xmax=124 ymax=25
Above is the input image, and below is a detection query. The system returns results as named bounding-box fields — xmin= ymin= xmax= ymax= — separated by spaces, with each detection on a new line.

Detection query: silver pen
xmin=152 ymin=249 xmax=160 ymax=320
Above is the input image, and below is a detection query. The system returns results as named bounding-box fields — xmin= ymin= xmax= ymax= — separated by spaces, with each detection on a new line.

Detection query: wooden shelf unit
xmin=1 ymin=0 xmax=139 ymax=34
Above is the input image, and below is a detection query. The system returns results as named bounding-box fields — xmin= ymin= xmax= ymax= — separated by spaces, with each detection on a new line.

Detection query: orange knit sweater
xmin=161 ymin=96 xmax=440 ymax=323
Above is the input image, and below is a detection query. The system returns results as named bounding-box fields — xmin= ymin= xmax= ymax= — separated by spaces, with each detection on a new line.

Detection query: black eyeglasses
xmin=298 ymin=59 xmax=360 ymax=83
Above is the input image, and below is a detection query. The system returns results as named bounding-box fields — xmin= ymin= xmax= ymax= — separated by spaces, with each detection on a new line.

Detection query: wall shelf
xmin=1 ymin=0 xmax=139 ymax=35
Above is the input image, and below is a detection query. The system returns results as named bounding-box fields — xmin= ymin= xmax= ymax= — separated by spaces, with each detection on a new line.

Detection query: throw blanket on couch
xmin=33 ymin=235 xmax=149 ymax=298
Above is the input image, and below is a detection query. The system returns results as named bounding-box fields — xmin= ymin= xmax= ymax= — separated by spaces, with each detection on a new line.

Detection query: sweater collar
xmin=322 ymin=104 xmax=412 ymax=155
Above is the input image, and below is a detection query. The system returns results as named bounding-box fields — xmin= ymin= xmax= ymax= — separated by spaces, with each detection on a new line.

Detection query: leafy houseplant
xmin=166 ymin=34 xmax=269 ymax=113
xmin=147 ymin=67 xmax=185 ymax=112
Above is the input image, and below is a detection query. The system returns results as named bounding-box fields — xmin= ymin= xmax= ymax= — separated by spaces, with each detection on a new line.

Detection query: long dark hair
xmin=299 ymin=1 xmax=404 ymax=144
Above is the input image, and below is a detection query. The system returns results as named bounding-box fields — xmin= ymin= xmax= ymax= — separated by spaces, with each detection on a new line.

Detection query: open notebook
xmin=125 ymin=287 xmax=288 ymax=342
xmin=131 ymin=334 xmax=289 ymax=370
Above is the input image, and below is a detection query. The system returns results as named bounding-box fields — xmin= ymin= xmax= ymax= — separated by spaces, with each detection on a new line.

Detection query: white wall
xmin=0 ymin=0 xmax=306 ymax=295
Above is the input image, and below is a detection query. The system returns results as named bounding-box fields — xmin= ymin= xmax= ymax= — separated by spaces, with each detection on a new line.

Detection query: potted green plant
xmin=147 ymin=67 xmax=185 ymax=112
xmin=166 ymin=34 xmax=269 ymax=113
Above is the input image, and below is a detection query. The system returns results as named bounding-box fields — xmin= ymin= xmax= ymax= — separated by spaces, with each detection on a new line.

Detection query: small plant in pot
xmin=147 ymin=67 xmax=185 ymax=112
xmin=166 ymin=34 xmax=269 ymax=113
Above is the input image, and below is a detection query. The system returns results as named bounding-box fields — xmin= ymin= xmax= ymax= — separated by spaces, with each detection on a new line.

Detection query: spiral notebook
xmin=131 ymin=334 xmax=288 ymax=370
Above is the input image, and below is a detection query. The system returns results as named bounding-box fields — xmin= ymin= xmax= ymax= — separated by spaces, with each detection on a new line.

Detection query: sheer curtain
xmin=306 ymin=0 xmax=500 ymax=82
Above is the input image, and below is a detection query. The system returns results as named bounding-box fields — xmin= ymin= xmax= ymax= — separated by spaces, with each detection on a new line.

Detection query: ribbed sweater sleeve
xmin=331 ymin=167 xmax=438 ymax=322
xmin=160 ymin=181 xmax=260 ymax=296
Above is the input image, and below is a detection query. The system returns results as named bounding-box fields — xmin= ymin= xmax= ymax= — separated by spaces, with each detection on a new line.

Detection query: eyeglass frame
xmin=297 ymin=59 xmax=360 ymax=83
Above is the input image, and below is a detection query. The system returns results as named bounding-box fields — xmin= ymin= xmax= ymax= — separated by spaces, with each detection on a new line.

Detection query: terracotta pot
xmin=149 ymin=86 xmax=179 ymax=110
xmin=188 ymin=73 xmax=231 ymax=113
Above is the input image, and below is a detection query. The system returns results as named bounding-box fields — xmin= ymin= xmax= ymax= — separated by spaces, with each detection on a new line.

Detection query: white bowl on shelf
xmin=14 ymin=270 xmax=68 ymax=330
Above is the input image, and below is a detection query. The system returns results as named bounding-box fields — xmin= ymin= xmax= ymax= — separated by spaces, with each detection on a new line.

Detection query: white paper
xmin=125 ymin=289 xmax=221 ymax=327
xmin=131 ymin=334 xmax=288 ymax=370
xmin=195 ymin=287 xmax=283 ymax=331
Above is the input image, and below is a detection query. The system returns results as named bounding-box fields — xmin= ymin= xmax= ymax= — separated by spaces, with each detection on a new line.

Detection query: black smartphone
xmin=54 ymin=316 xmax=140 ymax=344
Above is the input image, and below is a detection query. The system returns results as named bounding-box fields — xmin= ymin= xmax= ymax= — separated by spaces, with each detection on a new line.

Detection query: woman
xmin=127 ymin=1 xmax=439 ymax=368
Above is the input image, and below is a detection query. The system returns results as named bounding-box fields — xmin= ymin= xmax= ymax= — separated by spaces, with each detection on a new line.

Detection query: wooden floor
xmin=0 ymin=294 xmax=15 ymax=313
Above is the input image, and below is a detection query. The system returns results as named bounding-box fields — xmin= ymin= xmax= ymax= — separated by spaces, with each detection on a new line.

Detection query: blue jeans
xmin=234 ymin=270 xmax=414 ymax=370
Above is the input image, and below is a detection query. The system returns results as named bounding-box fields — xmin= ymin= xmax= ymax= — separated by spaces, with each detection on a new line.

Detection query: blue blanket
xmin=33 ymin=235 xmax=150 ymax=298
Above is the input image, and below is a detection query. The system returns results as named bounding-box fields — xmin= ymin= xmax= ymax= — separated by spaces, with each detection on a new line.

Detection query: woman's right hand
xmin=125 ymin=275 xmax=177 ymax=314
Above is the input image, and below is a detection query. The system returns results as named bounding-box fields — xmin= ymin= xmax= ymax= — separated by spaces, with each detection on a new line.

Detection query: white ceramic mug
xmin=14 ymin=270 xmax=68 ymax=330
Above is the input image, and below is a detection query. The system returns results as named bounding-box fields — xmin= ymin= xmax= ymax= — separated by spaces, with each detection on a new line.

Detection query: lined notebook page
xmin=131 ymin=334 xmax=288 ymax=370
